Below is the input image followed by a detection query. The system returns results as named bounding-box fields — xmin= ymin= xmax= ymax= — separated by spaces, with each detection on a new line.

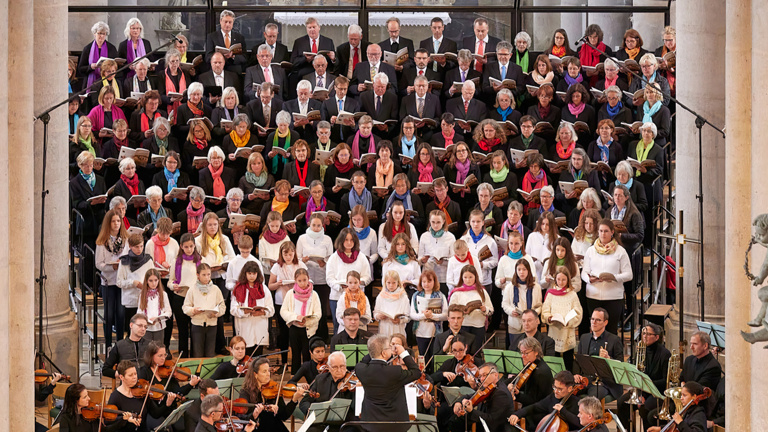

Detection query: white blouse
xmin=139 ymin=290 xmax=173 ymax=332
xmin=230 ymin=287 xmax=275 ymax=347
xmin=325 ymin=252 xmax=373 ymax=301
xmin=409 ymin=292 xmax=449 ymax=338
xmin=357 ymin=229 xmax=379 ymax=275
xmin=374 ymin=292 xmax=411 ymax=337
xmin=258 ymin=236 xmax=291 ymax=276
xmin=381 ymin=259 xmax=422 ymax=286
xmin=418 ymin=231 xmax=456 ymax=283
xmin=377 ymin=223 xmax=419 ymax=260
xmin=501 ymin=282 xmax=543 ymax=333
xmin=225 ymin=255 xmax=263 ymax=291
xmin=581 ymin=244 xmax=633 ymax=301
xmin=445 ymin=255 xmax=483 ymax=291
xmin=494 ymin=254 xmax=536 ymax=290
xmin=448 ymin=289 xmax=493 ymax=329
xmin=460 ymin=232 xmax=499 ymax=286
xmin=296 ymin=233 xmax=334 ymax=285
xmin=270 ymin=262 xmax=308 ymax=305
xmin=145 ymin=237 xmax=180 ymax=270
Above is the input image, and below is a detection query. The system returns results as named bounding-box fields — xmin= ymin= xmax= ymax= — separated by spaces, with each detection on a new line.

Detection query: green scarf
xmin=80 ymin=136 xmax=96 ymax=156
xmin=635 ymin=140 xmax=654 ymax=177
xmin=245 ymin=170 xmax=268 ymax=188
xmin=155 ymin=135 xmax=169 ymax=155
xmin=316 ymin=139 xmax=332 ymax=180
xmin=271 ymin=129 xmax=291 ymax=174
xmin=489 ymin=165 xmax=509 ymax=183
xmin=521 ymin=134 xmax=534 ymax=149
xmin=515 ymin=50 xmax=529 ymax=73
xmin=556 ymin=258 xmax=565 ymax=266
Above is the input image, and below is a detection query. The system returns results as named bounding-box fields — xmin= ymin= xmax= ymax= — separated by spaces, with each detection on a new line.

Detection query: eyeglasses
xmin=450 ymin=348 xmax=466 ymax=354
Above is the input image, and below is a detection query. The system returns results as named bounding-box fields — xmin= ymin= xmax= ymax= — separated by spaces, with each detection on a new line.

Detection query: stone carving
xmin=742 ymin=213 xmax=768 ymax=347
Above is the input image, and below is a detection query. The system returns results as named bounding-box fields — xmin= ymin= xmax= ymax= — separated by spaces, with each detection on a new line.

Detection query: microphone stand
xmin=575 ymin=35 xmax=724 ymax=332
xmin=33 ymin=35 xmax=181 ymax=371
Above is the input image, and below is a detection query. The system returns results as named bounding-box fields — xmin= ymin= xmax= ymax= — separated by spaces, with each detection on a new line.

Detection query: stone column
xmin=0 ymin=0 xmax=10 ymax=428
xmin=34 ymin=0 xmax=80 ymax=380
xmin=674 ymin=0 xmax=726 ymax=332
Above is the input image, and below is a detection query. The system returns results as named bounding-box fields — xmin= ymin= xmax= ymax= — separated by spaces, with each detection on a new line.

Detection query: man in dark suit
xmin=289 ymin=17 xmax=336 ymax=99
xmin=508 ymin=337 xmax=554 ymax=408
xmin=445 ymin=80 xmax=487 ymax=136
xmin=399 ymin=75 xmax=441 ymax=142
xmin=350 ymin=44 xmax=398 ymax=99
xmin=302 ymin=54 xmax=336 ymax=102
xmin=330 ymin=307 xmax=372 ymax=351
xmin=575 ymin=308 xmax=624 ymax=400
xmin=419 ymin=17 xmax=458 ymax=80
xmin=197 ymin=52 xmax=242 ymax=110
xmin=525 ymin=185 xmax=565 ymax=230
xmin=251 ymin=23 xmax=289 ymax=66
xmin=359 ymin=73 xmax=398 ymax=139
xmin=283 ymin=80 xmax=323 ymax=141
xmin=355 ymin=334 xmax=421 ymax=432
xmin=244 ymin=44 xmax=288 ymax=103
xmin=334 ymin=24 xmax=370 ymax=80
xmin=507 ymin=309 xmax=556 ymax=355
xmin=448 ymin=363 xmax=514 ymax=432
xmin=205 ymin=10 xmax=248 ymax=74
xmin=245 ymin=82 xmax=283 ymax=138
xmin=321 ymin=76 xmax=360 ymax=144
xmin=461 ymin=18 xmax=501 ymax=73
xmin=297 ymin=351 xmax=356 ymax=432
xmin=481 ymin=41 xmax=526 ymax=103
xmin=397 ymin=49 xmax=441 ymax=97
xmin=378 ymin=17 xmax=415 ymax=77
xmin=434 ymin=304 xmax=477 ymax=358
xmin=443 ymin=50 xmax=482 ymax=100
xmin=680 ymin=331 xmax=722 ymax=391
xmin=183 ymin=379 xmax=219 ymax=432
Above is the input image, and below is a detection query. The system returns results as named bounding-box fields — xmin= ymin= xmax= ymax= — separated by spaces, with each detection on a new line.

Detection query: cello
xmin=533 ymin=376 xmax=589 ymax=432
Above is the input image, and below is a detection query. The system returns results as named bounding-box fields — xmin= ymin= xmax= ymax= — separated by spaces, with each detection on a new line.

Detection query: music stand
xmin=574 ymin=354 xmax=616 ymax=386
xmin=608 ymin=361 xmax=664 ymax=399
xmin=608 ymin=409 xmax=627 ymax=432
xmin=309 ymin=399 xmax=352 ymax=424
xmin=483 ymin=349 xmax=523 ymax=375
xmin=154 ymin=399 xmax=194 ymax=431
xmin=409 ymin=413 xmax=438 ymax=432
xmin=696 ymin=320 xmax=726 ymax=349
xmin=542 ymin=355 xmax=566 ymax=376
xmin=433 ymin=355 xmax=453 ymax=371
xmin=337 ymin=344 xmax=369 ymax=367
xmin=441 ymin=386 xmax=475 ymax=406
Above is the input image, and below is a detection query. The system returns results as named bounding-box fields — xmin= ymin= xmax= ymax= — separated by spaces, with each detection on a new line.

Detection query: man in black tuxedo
xmin=397 ymin=49 xmax=441 ymax=97
xmin=245 ymin=82 xmax=282 ymax=139
xmin=419 ymin=17 xmax=458 ymax=80
xmin=378 ymin=17 xmax=415 ymax=77
xmin=251 ymin=23 xmax=289 ymax=66
xmin=481 ymin=41 xmax=526 ymax=103
xmin=334 ymin=24 xmax=370 ymax=79
xmin=443 ymin=49 xmax=482 ymax=100
xmin=399 ymin=75 xmax=441 ymax=142
xmin=321 ymin=76 xmax=360 ymax=143
xmin=462 ymin=18 xmax=501 ymax=74
xmin=205 ymin=10 xmax=248 ymax=74
xmin=445 ymin=79 xmax=487 ymax=137
xmin=302 ymin=54 xmax=336 ymax=102
xmin=350 ymin=44 xmax=398 ymax=99
xmin=290 ymin=17 xmax=336 ymax=99
xmin=449 ymin=363 xmax=514 ymax=432
xmin=197 ymin=52 xmax=242 ymax=110
xmin=283 ymin=80 xmax=323 ymax=141
xmin=244 ymin=44 xmax=288 ymax=102
xmin=355 ymin=334 xmax=421 ymax=432
xmin=575 ymin=308 xmax=624 ymax=401
xmin=525 ymin=185 xmax=565 ymax=230
xmin=434 ymin=304 xmax=477 ymax=358
xmin=507 ymin=309 xmax=556 ymax=355
xmin=359 ymin=73 xmax=398 ymax=140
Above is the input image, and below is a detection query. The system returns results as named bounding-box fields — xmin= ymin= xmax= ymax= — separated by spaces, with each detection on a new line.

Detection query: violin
xmin=81 ymin=402 xmax=135 ymax=422
xmin=155 ymin=359 xmax=196 ymax=382
xmin=576 ymin=412 xmax=612 ymax=432
xmin=223 ymin=397 xmax=260 ymax=416
xmin=512 ymin=361 xmax=537 ymax=390
xmin=414 ymin=373 xmax=434 ymax=397
xmin=214 ymin=416 xmax=255 ymax=431
xmin=534 ymin=376 xmax=589 ymax=432
xmin=131 ymin=379 xmax=187 ymax=402
xmin=316 ymin=357 xmax=329 ymax=373
xmin=259 ymin=380 xmax=281 ymax=400
xmin=658 ymin=388 xmax=712 ymax=432
xmin=236 ymin=356 xmax=252 ymax=375
xmin=34 ymin=370 xmax=71 ymax=384
xmin=336 ymin=372 xmax=360 ymax=392
xmin=468 ymin=382 xmax=496 ymax=406
xmin=454 ymin=355 xmax=479 ymax=381
xmin=281 ymin=383 xmax=318 ymax=399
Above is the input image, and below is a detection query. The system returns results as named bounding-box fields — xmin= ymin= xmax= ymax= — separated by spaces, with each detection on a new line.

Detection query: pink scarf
xmin=568 ymin=103 xmax=585 ymax=117
xmin=442 ymin=130 xmax=455 ymax=147
xmin=418 ymin=161 xmax=434 ymax=183
xmin=604 ymin=75 xmax=618 ymax=89
xmin=352 ymin=132 xmax=376 ymax=159
xmin=447 ymin=284 xmax=478 ymax=302
xmin=455 ymin=158 xmax=471 ymax=197
xmin=379 ymin=285 xmax=406 ymax=301
xmin=501 ymin=219 xmax=524 ymax=238
xmin=186 ymin=202 xmax=205 ymax=233
xmin=293 ymin=282 xmax=314 ymax=316
xmin=305 ymin=197 xmax=327 ymax=222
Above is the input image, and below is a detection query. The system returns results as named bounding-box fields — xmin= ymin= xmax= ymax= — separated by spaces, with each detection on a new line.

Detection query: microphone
xmin=575 ymin=36 xmax=588 ymax=46
xmin=170 ymin=34 xmax=183 ymax=44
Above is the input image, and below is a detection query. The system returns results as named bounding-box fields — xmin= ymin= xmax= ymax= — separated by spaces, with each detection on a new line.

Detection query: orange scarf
xmin=187 ymin=101 xmax=204 ymax=116
xmin=209 ymin=164 xmax=226 ymax=197
xmin=625 ymin=47 xmax=640 ymax=60
xmin=230 ymin=130 xmax=251 ymax=148
xmin=344 ymin=288 xmax=367 ymax=317
xmin=272 ymin=198 xmax=289 ymax=214
xmin=151 ymin=235 xmax=169 ymax=266
xmin=165 ymin=69 xmax=187 ymax=125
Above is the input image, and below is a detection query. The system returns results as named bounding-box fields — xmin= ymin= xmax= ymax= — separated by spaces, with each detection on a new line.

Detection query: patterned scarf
xmin=522 ymin=169 xmax=547 ymax=212
xmin=187 ymin=101 xmax=204 ymax=116
xmin=502 ymin=219 xmax=524 ymax=238
xmin=80 ymin=170 xmax=96 ymax=190
xmin=594 ymin=238 xmax=618 ymax=255
xmin=186 ymin=202 xmax=205 ymax=233
xmin=155 ymin=135 xmax=169 ymax=155
xmin=193 ymin=137 xmax=208 ymax=151
xmin=394 ymin=254 xmax=410 ymax=266
xmin=344 ymin=287 xmax=367 ymax=315
xmin=271 ymin=129 xmax=291 ymax=174
xmin=556 ymin=141 xmax=575 ymax=160
xmin=551 ymin=46 xmax=566 ymax=58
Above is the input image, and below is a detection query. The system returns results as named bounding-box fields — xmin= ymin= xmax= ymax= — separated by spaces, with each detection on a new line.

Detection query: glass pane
xmin=367 ymin=12 xmax=511 ymax=47
xmin=366 ymin=0 xmax=511 ymax=6
xmin=69 ymin=12 xmax=208 ymax=52
xmin=214 ymin=0 xmax=359 ymax=6
xmin=69 ymin=0 xmax=206 ymax=7
xmin=269 ymin=13 xmax=361 ymax=48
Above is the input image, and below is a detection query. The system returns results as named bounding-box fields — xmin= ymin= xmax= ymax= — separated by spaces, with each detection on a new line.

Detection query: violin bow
xmin=472 ymin=334 xmax=495 ymax=359
xmin=97 ymin=385 xmax=107 ymax=432
xmin=163 ymin=352 xmax=184 ymax=392
xmin=236 ymin=337 xmax=265 ymax=378
xmin=329 ymin=369 xmax=357 ymax=401
xmin=138 ymin=368 xmax=159 ymax=424
xmin=225 ymin=379 xmax=237 ymax=432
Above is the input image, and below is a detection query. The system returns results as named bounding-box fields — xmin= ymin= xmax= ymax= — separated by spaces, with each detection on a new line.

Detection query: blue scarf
xmin=642 ymin=71 xmax=657 ymax=88
xmin=348 ymin=187 xmax=373 ymax=212
xmin=149 ymin=205 xmax=167 ymax=229
xmin=507 ymin=250 xmax=523 ymax=259
xmin=71 ymin=113 xmax=79 ymax=134
xmin=164 ymin=167 xmax=180 ymax=193
xmin=384 ymin=190 xmax=413 ymax=219
xmin=615 ymin=177 xmax=634 ymax=189
xmin=469 ymin=228 xmax=484 ymax=244
xmin=355 ymin=226 xmax=371 ymax=240
xmin=642 ymin=100 xmax=662 ymax=123
xmin=401 ymin=136 xmax=416 ymax=162
xmin=496 ymin=106 xmax=514 ymax=121
xmin=430 ymin=228 xmax=445 ymax=238
xmin=80 ymin=170 xmax=95 ymax=190
xmin=564 ymin=72 xmax=583 ymax=87
xmin=596 ymin=137 xmax=612 ymax=162
xmin=412 ymin=290 xmax=443 ymax=334
xmin=605 ymin=101 xmax=622 ymax=119
xmin=395 ymin=254 xmax=410 ymax=265
xmin=512 ymin=283 xmax=534 ymax=308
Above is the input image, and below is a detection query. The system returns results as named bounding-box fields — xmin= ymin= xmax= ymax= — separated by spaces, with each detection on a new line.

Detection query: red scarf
xmin=140 ymin=110 xmax=161 ymax=132
xmin=187 ymin=101 xmax=204 ymax=116
xmin=604 ymin=75 xmax=618 ymax=89
xmin=233 ymin=281 xmax=265 ymax=306
xmin=121 ymin=174 xmax=139 ymax=195
xmin=186 ymin=202 xmax=205 ymax=233
xmin=295 ymin=160 xmax=309 ymax=186
xmin=455 ymin=252 xmax=474 ymax=266
xmin=263 ymin=228 xmax=287 ymax=244
xmin=435 ymin=196 xmax=453 ymax=224
xmin=522 ymin=170 xmax=548 ymax=212
xmin=151 ymin=235 xmax=169 ymax=266
xmin=209 ymin=164 xmax=226 ymax=198
xmin=334 ymin=158 xmax=354 ymax=174
xmin=443 ymin=130 xmax=455 ymax=147
xmin=578 ymin=41 xmax=605 ymax=67
xmin=477 ymin=138 xmax=501 ymax=152
xmin=418 ymin=161 xmax=434 ymax=183
xmin=551 ymin=46 xmax=566 ymax=57
xmin=113 ymin=136 xmax=129 ymax=150
xmin=392 ymin=222 xmax=405 ymax=238
xmin=164 ymin=69 xmax=187 ymax=125
xmin=556 ymin=141 xmax=575 ymax=160
xmin=123 ymin=217 xmax=131 ymax=229
xmin=538 ymin=103 xmax=551 ymax=120
xmin=338 ymin=249 xmax=359 ymax=264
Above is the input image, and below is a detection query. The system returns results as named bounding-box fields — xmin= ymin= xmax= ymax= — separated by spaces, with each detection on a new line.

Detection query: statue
xmin=741 ymin=213 xmax=768 ymax=347
xmin=161 ymin=0 xmax=187 ymax=31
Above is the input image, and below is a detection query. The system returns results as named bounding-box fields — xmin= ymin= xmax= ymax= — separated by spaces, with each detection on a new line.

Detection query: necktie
xmin=269 ymin=45 xmax=275 ymax=55
xmin=264 ymin=67 xmax=271 ymax=83
xmin=418 ymin=70 xmax=424 ymax=76
xmin=317 ymin=75 xmax=324 ymax=88
xmin=392 ymin=40 xmax=399 ymax=53
xmin=263 ymin=104 xmax=270 ymax=126
xmin=311 ymin=39 xmax=318 ymax=54
xmin=433 ymin=39 xmax=440 ymax=72
xmin=501 ymin=65 xmax=507 ymax=79
xmin=225 ymin=33 xmax=231 ymax=49
xmin=417 ymin=98 xmax=424 ymax=118
xmin=353 ymin=47 xmax=359 ymax=69
xmin=376 ymin=95 xmax=382 ymax=115
xmin=464 ymin=99 xmax=469 ymax=114
xmin=461 ymin=70 xmax=466 ymax=82
xmin=370 ymin=65 xmax=376 ymax=80
xmin=338 ymin=99 xmax=345 ymax=140
xmin=475 ymin=40 xmax=484 ymax=72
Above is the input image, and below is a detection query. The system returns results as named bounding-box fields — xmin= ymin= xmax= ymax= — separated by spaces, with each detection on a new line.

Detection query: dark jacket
xmin=355 ymin=354 xmax=421 ymax=432
xmin=102 ymin=337 xmax=151 ymax=378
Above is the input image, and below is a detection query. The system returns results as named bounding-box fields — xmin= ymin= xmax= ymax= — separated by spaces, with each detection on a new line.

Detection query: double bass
xmin=534 ymin=376 xmax=588 ymax=432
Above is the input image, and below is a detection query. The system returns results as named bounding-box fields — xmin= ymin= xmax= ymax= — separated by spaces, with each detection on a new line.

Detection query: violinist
xmin=184 ymin=379 xmax=219 ymax=432
xmin=138 ymin=342 xmax=200 ymax=398
xmin=449 ymin=363 xmax=513 ymax=432
xmin=289 ymin=336 xmax=326 ymax=389
xmin=108 ymin=360 xmax=177 ymax=432
xmin=647 ymin=382 xmax=708 ymax=432
xmin=508 ymin=371 xmax=581 ymax=431
xmin=355 ymin=334 xmax=421 ymax=432
xmin=57 ymin=383 xmax=138 ymax=432
xmin=574 ymin=396 xmax=609 ymax=432
xmin=238 ymin=357 xmax=306 ymax=432
xmin=103 ymin=313 xmax=151 ymax=379
xmin=431 ymin=339 xmax=474 ymax=388
xmin=196 ymin=394 xmax=256 ymax=432
xmin=506 ymin=337 xmax=553 ymax=407
xmin=210 ymin=336 xmax=249 ymax=381
xmin=298 ymin=351 xmax=356 ymax=431
xmin=35 ymin=371 xmax=64 ymax=432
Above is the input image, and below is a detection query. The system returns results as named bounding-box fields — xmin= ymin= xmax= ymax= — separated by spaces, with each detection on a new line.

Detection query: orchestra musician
xmin=184 ymin=379 xmax=219 ymax=432
xmin=508 ymin=371 xmax=581 ymax=431
xmin=449 ymin=363 xmax=514 ymax=432
xmin=137 ymin=342 xmax=200 ymax=398
xmin=647 ymin=382 xmax=709 ymax=432
xmin=298 ymin=351 xmax=357 ymax=432
xmin=507 ymin=337 xmax=554 ymax=407
xmin=330 ymin=307 xmax=372 ymax=351
xmin=433 ymin=304 xmax=477 ymax=359
xmin=238 ymin=357 xmax=307 ymax=432
xmin=102 ymin=313 xmax=151 ymax=379
xmin=289 ymin=336 xmax=327 ymax=389
xmin=196 ymin=394 xmax=256 ymax=432
xmin=574 ymin=396 xmax=609 ymax=432
xmin=507 ymin=309 xmax=556 ymax=356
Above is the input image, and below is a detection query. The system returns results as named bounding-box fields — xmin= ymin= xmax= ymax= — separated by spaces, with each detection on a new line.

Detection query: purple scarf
xmin=568 ymin=103 xmax=585 ymax=117
xmin=455 ymin=158 xmax=471 ymax=198
xmin=563 ymin=72 xmax=583 ymax=87
xmin=125 ymin=38 xmax=147 ymax=78
xmin=305 ymin=196 xmax=327 ymax=222
xmin=174 ymin=253 xmax=201 ymax=285
xmin=87 ymin=40 xmax=108 ymax=87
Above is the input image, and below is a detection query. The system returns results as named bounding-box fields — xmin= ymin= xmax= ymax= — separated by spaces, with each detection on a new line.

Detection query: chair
xmin=47 ymin=382 xmax=72 ymax=428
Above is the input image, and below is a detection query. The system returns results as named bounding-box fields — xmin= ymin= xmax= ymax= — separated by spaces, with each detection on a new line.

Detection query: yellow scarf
xmin=230 ymin=130 xmax=251 ymax=148
xmin=180 ymin=52 xmax=187 ymax=63
xmin=272 ymin=198 xmax=289 ymax=214
xmin=208 ymin=233 xmax=223 ymax=263
xmin=102 ymin=78 xmax=121 ymax=99
xmin=594 ymin=238 xmax=618 ymax=255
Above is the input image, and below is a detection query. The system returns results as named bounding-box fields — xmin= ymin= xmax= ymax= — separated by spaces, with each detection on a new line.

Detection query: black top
xmin=107 ymin=389 xmax=171 ymax=432
xmin=508 ymin=331 xmax=556 ymax=357
xmin=513 ymin=392 xmax=580 ymax=430
xmin=288 ymin=359 xmax=321 ymax=385
xmin=209 ymin=358 xmax=239 ymax=381
xmin=355 ymin=354 xmax=421 ymax=432
xmin=680 ymin=352 xmax=722 ymax=391
xmin=58 ymin=411 xmax=126 ymax=432
xmin=461 ymin=382 xmax=514 ymax=432
xmin=238 ymin=386 xmax=297 ymax=432
xmin=512 ymin=358 xmax=554 ymax=407
xmin=329 ymin=329 xmax=372 ymax=352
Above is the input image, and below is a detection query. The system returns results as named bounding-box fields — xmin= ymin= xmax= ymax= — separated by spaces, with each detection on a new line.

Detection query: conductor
xmin=355 ymin=334 xmax=421 ymax=432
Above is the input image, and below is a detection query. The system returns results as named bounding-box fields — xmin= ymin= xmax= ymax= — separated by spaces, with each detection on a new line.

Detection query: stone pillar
xmin=674 ymin=0 xmax=726 ymax=332
xmin=0 ymin=0 xmax=10 ymax=428
xmin=34 ymin=0 xmax=80 ymax=379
